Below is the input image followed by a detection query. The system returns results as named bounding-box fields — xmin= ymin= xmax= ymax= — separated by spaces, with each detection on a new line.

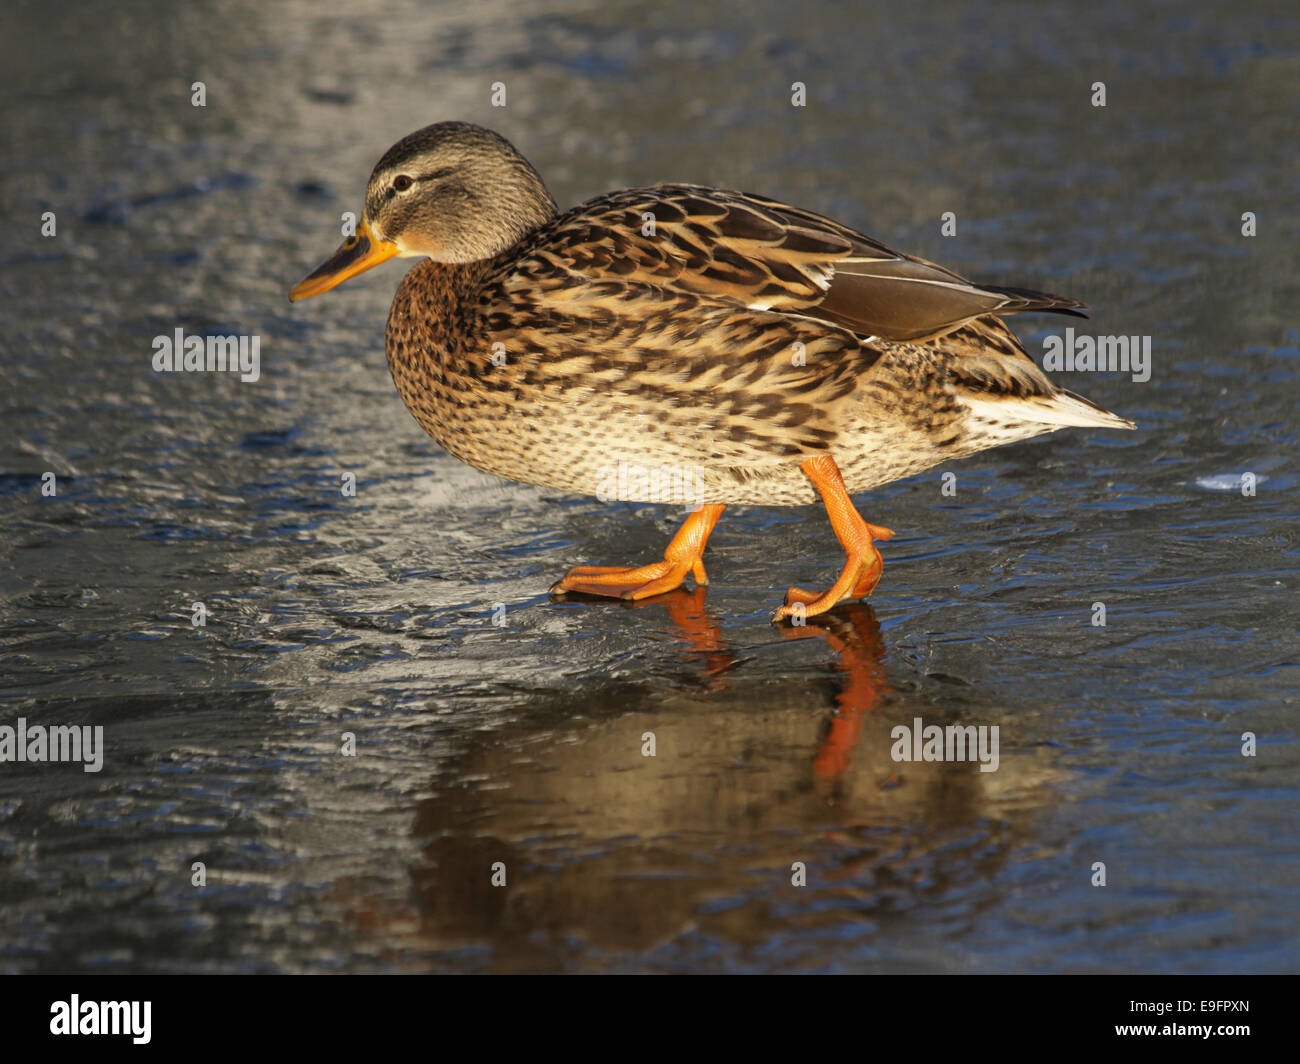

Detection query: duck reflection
xmin=346 ymin=590 xmax=1058 ymax=969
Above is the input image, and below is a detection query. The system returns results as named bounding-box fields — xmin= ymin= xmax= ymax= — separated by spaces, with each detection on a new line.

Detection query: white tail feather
xmin=962 ymin=390 xmax=1135 ymax=431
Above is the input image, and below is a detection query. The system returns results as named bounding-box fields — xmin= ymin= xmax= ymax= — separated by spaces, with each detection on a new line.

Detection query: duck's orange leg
xmin=551 ymin=504 xmax=726 ymax=600
xmin=772 ymin=455 xmax=893 ymax=624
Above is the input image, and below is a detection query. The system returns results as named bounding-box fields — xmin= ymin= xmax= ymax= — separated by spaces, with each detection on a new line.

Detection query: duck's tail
xmin=962 ymin=387 xmax=1136 ymax=431
xmin=937 ymin=318 xmax=1137 ymax=432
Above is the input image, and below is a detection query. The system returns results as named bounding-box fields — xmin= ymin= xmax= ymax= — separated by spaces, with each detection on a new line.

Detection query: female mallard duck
xmin=291 ymin=121 xmax=1133 ymax=621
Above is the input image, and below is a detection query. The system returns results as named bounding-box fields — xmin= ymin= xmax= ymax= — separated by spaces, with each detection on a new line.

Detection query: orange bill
xmin=289 ymin=219 xmax=399 ymax=301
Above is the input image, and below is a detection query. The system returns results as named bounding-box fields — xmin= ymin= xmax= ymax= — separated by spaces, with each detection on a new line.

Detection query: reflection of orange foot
xmin=779 ymin=604 xmax=890 ymax=782
xmin=653 ymin=587 xmax=734 ymax=689
xmin=772 ymin=455 xmax=893 ymax=623
xmin=551 ymin=504 xmax=725 ymax=600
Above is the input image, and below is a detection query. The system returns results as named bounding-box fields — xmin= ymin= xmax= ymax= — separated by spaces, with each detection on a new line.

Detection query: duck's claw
xmin=771 ymin=456 xmax=893 ymax=624
xmin=550 ymin=504 xmax=725 ymax=603
xmin=770 ymin=541 xmax=886 ymax=623
xmin=551 ymin=559 xmax=699 ymax=600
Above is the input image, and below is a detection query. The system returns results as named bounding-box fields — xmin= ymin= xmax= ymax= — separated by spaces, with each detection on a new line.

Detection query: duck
xmin=290 ymin=121 xmax=1134 ymax=622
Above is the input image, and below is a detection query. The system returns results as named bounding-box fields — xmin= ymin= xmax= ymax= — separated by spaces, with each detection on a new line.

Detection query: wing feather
xmin=519 ymin=184 xmax=1087 ymax=343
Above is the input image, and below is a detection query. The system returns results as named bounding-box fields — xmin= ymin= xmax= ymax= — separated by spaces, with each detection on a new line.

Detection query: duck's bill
xmin=289 ymin=220 xmax=399 ymax=301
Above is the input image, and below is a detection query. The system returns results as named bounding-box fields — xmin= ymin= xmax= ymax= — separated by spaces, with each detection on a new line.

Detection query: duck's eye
xmin=392 ymin=175 xmax=414 ymax=192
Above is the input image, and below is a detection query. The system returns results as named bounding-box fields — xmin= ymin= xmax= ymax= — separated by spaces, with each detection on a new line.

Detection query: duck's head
xmin=290 ymin=121 xmax=557 ymax=301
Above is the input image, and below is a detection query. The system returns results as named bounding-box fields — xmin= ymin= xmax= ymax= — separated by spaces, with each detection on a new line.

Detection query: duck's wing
xmin=528 ymin=184 xmax=1087 ymax=342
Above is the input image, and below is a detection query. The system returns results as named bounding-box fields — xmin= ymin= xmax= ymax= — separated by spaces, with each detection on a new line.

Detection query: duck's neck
xmin=399 ymin=258 xmax=490 ymax=316
xmin=385 ymin=256 xmax=494 ymax=395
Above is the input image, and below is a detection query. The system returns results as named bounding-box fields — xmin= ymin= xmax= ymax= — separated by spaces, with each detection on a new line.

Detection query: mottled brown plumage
xmin=292 ymin=121 xmax=1134 ymax=620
